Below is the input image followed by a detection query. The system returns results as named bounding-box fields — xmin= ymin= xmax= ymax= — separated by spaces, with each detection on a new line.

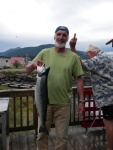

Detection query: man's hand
xmin=69 ymin=33 xmax=77 ymax=51
xmin=78 ymin=103 xmax=85 ymax=116
xmin=37 ymin=60 xmax=43 ymax=66
xmin=25 ymin=60 xmax=43 ymax=73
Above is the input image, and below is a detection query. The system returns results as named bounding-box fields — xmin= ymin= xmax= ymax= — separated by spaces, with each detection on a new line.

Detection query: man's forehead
xmin=55 ymin=26 xmax=69 ymax=35
xmin=56 ymin=30 xmax=68 ymax=34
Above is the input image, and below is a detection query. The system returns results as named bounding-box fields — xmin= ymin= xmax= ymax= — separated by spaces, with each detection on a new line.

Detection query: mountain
xmin=0 ymin=44 xmax=54 ymax=57
xmin=0 ymin=44 xmax=86 ymax=59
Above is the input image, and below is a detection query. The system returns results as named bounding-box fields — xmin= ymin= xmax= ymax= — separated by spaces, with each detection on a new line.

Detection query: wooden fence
xmin=0 ymin=86 xmax=93 ymax=134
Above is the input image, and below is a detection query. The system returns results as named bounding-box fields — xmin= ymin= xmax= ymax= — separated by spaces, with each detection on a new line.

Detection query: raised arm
xmin=70 ymin=33 xmax=83 ymax=64
xmin=69 ymin=33 xmax=77 ymax=53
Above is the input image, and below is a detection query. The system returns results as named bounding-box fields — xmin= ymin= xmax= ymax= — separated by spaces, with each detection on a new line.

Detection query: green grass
xmin=9 ymin=97 xmax=34 ymax=127
xmin=0 ymin=85 xmax=34 ymax=127
xmin=0 ymin=85 xmax=10 ymax=90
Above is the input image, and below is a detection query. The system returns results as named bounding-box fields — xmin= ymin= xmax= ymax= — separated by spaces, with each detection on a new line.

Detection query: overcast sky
xmin=0 ymin=0 xmax=113 ymax=52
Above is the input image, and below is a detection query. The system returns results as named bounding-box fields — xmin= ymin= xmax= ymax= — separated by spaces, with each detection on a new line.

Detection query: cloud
xmin=105 ymin=52 xmax=113 ymax=56
xmin=0 ymin=0 xmax=113 ymax=51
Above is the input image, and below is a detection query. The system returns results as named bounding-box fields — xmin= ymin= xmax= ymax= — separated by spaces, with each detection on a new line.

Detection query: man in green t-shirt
xmin=25 ymin=26 xmax=85 ymax=150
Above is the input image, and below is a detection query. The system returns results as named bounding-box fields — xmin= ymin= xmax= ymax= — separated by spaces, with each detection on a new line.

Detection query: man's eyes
xmin=56 ymin=33 xmax=67 ymax=37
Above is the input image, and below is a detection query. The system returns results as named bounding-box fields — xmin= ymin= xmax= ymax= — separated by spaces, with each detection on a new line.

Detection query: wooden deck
xmin=0 ymin=88 xmax=108 ymax=149
xmin=1 ymin=125 xmax=107 ymax=150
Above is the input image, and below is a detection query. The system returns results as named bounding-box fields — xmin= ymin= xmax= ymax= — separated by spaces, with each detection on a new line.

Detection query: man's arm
xmin=25 ymin=60 xmax=43 ymax=73
xmin=69 ymin=33 xmax=77 ymax=53
xmin=70 ymin=33 xmax=83 ymax=64
xmin=25 ymin=63 xmax=37 ymax=73
xmin=76 ymin=76 xmax=85 ymax=116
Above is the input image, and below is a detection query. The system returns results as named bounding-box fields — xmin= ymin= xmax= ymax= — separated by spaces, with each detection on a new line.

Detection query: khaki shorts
xmin=102 ymin=105 xmax=113 ymax=120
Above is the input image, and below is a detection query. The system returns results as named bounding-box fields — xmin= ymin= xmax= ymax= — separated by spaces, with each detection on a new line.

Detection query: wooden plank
xmin=26 ymin=130 xmax=37 ymax=150
xmin=7 ymin=126 xmax=108 ymax=150
xmin=10 ymin=132 xmax=21 ymax=150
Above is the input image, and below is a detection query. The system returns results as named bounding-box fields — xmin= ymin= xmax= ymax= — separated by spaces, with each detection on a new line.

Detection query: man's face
xmin=54 ymin=30 xmax=68 ymax=48
xmin=86 ymin=51 xmax=98 ymax=59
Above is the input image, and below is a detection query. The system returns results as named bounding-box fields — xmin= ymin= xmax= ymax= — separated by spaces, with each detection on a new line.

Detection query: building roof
xmin=10 ymin=57 xmax=24 ymax=64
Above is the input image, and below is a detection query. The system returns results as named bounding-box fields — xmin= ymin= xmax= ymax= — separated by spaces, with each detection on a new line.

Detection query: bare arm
xmin=76 ymin=76 xmax=84 ymax=100
xmin=25 ymin=63 xmax=37 ymax=73
xmin=70 ymin=33 xmax=82 ymax=64
xmin=76 ymin=76 xmax=85 ymax=116
xmin=69 ymin=33 xmax=77 ymax=53
xmin=25 ymin=60 xmax=43 ymax=73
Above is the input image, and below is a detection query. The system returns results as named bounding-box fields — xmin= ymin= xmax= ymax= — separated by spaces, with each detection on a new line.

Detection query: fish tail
xmin=39 ymin=126 xmax=49 ymax=135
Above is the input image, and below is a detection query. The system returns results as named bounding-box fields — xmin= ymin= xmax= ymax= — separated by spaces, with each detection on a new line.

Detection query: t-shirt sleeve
xmin=32 ymin=49 xmax=45 ymax=62
xmin=72 ymin=55 xmax=84 ymax=77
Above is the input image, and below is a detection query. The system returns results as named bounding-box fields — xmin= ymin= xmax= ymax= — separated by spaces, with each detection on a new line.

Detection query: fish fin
xmin=39 ymin=126 xmax=49 ymax=135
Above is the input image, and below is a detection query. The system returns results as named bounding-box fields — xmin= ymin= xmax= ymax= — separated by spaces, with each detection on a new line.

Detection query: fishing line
xmin=49 ymin=129 xmax=55 ymax=147
xmin=78 ymin=108 xmax=102 ymax=139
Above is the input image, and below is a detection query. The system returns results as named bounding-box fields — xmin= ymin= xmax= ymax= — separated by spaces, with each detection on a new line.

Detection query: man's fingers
xmin=74 ymin=33 xmax=76 ymax=39
xmin=37 ymin=60 xmax=43 ymax=66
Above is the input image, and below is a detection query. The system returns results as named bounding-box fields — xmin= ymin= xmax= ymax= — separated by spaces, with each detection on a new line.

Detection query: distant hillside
xmin=0 ymin=44 xmax=86 ymax=59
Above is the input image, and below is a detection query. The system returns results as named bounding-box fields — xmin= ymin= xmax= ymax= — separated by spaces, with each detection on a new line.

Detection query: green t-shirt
xmin=33 ymin=47 xmax=83 ymax=105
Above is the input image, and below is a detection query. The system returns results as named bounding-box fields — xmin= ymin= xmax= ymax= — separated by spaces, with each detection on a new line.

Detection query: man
xmin=25 ymin=26 xmax=85 ymax=150
xmin=70 ymin=36 xmax=113 ymax=150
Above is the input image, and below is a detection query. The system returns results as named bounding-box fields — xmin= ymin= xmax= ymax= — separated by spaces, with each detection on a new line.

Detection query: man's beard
xmin=55 ymin=41 xmax=66 ymax=48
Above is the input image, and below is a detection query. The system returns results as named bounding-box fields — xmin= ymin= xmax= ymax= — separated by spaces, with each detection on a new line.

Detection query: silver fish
xmin=35 ymin=65 xmax=50 ymax=135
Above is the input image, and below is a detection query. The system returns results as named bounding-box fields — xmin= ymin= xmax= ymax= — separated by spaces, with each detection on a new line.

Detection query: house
xmin=10 ymin=57 xmax=25 ymax=66
xmin=0 ymin=56 xmax=11 ymax=68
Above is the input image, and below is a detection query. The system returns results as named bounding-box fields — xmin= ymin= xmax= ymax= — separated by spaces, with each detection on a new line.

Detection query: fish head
xmin=37 ymin=64 xmax=50 ymax=77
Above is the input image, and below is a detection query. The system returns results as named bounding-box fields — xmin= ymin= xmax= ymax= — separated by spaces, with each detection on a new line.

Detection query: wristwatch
xmin=79 ymin=100 xmax=85 ymax=104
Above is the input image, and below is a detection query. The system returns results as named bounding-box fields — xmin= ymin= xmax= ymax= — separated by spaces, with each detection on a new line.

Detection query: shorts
xmin=102 ymin=105 xmax=113 ymax=120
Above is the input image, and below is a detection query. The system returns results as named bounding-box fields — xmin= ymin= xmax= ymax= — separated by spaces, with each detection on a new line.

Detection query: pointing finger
xmin=74 ymin=33 xmax=76 ymax=39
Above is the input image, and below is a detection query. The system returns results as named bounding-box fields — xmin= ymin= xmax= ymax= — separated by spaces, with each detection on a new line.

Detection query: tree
xmin=13 ymin=60 xmax=20 ymax=68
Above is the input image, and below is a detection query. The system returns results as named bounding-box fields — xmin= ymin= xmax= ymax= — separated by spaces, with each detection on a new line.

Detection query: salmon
xmin=35 ymin=65 xmax=50 ymax=135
